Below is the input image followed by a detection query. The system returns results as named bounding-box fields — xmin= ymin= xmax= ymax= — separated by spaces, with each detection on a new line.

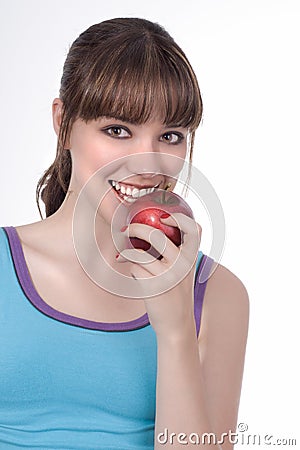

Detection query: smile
xmin=108 ymin=180 xmax=160 ymax=203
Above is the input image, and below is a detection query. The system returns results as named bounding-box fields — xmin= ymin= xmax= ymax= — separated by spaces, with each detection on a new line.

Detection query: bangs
xmin=75 ymin=37 xmax=202 ymax=130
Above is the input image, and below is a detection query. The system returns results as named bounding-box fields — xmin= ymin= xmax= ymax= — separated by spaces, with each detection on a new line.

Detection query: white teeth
xmin=123 ymin=195 xmax=136 ymax=203
xmin=110 ymin=180 xmax=160 ymax=203
xmin=132 ymin=188 xmax=139 ymax=198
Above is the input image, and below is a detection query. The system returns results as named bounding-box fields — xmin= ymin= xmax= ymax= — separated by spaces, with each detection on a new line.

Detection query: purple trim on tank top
xmin=194 ymin=254 xmax=214 ymax=336
xmin=3 ymin=226 xmax=212 ymax=334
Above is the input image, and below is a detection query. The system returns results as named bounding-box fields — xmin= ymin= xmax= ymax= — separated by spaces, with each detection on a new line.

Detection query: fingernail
xmin=120 ymin=226 xmax=128 ymax=232
xmin=161 ymin=213 xmax=170 ymax=218
xmin=115 ymin=253 xmax=120 ymax=259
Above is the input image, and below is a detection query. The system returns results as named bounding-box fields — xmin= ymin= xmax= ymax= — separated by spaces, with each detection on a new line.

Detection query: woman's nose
xmin=125 ymin=139 xmax=184 ymax=179
xmin=126 ymin=151 xmax=166 ymax=177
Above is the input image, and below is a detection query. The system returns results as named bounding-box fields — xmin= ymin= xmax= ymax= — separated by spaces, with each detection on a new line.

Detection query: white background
xmin=0 ymin=0 xmax=299 ymax=447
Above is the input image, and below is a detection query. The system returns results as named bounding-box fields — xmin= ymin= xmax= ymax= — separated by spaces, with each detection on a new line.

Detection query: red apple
xmin=126 ymin=190 xmax=194 ymax=256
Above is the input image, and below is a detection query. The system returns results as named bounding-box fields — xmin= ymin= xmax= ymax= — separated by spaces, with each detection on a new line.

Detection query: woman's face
xmin=55 ymin=102 xmax=189 ymax=226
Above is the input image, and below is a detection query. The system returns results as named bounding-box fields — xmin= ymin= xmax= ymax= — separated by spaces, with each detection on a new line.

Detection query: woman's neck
xmin=41 ymin=190 xmax=130 ymax=280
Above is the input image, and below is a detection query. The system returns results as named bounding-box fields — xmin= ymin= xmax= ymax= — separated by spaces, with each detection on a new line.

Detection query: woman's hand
xmin=116 ymin=213 xmax=202 ymax=339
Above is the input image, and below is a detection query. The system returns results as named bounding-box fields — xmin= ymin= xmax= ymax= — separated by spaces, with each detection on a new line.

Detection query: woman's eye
xmin=161 ymin=132 xmax=184 ymax=145
xmin=104 ymin=126 xmax=131 ymax=138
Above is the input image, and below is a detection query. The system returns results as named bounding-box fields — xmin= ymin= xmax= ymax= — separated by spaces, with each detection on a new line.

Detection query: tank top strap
xmin=194 ymin=252 xmax=215 ymax=337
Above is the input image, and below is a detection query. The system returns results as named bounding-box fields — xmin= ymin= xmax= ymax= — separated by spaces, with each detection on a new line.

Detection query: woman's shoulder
xmin=14 ymin=221 xmax=44 ymax=244
xmin=2 ymin=221 xmax=62 ymax=268
xmin=0 ymin=222 xmax=42 ymax=265
xmin=199 ymin=260 xmax=249 ymax=340
xmin=206 ymin=261 xmax=249 ymax=305
xmin=13 ymin=220 xmax=60 ymax=255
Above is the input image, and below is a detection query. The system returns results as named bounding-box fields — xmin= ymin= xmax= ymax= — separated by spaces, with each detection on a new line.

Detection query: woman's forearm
xmin=154 ymin=321 xmax=222 ymax=450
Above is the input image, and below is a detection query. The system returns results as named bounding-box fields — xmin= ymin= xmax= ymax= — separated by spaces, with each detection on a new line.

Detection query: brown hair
xmin=36 ymin=18 xmax=203 ymax=218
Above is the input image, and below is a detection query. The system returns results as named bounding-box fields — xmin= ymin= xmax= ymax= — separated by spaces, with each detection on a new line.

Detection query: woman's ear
xmin=52 ymin=98 xmax=71 ymax=149
xmin=52 ymin=98 xmax=63 ymax=136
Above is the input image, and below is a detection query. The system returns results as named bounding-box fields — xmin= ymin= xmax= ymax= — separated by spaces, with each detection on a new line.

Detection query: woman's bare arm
xmin=154 ymin=263 xmax=249 ymax=450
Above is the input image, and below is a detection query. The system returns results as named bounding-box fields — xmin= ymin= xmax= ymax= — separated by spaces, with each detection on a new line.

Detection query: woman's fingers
xmin=160 ymin=212 xmax=201 ymax=238
xmin=117 ymin=223 xmax=178 ymax=277
xmin=117 ymin=215 xmax=201 ymax=281
xmin=117 ymin=249 xmax=167 ymax=277
xmin=160 ymin=212 xmax=201 ymax=256
xmin=121 ymin=222 xmax=178 ymax=261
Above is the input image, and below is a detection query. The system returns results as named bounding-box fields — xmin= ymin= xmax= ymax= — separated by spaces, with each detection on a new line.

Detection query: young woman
xmin=0 ymin=18 xmax=249 ymax=449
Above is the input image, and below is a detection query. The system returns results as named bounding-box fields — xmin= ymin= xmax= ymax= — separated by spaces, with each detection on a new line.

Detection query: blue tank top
xmin=0 ymin=226 xmax=214 ymax=449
